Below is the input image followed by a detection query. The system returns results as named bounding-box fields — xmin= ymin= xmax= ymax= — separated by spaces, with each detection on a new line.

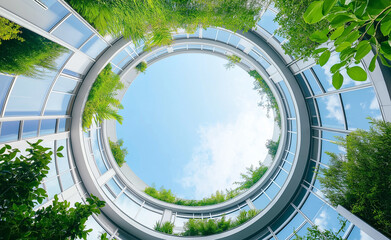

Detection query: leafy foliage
xmin=109 ymin=139 xmax=128 ymax=167
xmin=67 ymin=0 xmax=263 ymax=48
xmin=181 ymin=210 xmax=260 ymax=236
xmin=145 ymin=162 xmax=268 ymax=206
xmin=273 ymin=0 xmax=329 ymax=60
xmin=154 ymin=221 xmax=175 ymax=234
xmin=225 ymin=54 xmax=241 ymax=69
xmin=0 ymin=17 xmax=24 ymax=45
xmin=0 ymin=25 xmax=67 ymax=76
xmin=135 ymin=61 xmax=147 ymax=73
xmin=266 ymin=138 xmax=280 ymax=158
xmin=0 ymin=140 xmax=106 ymax=240
xmin=83 ymin=64 xmax=124 ymax=130
xmin=302 ymin=0 xmax=391 ymax=88
xmin=319 ymin=119 xmax=391 ymax=237
xmin=234 ymin=163 xmax=268 ymax=190
xmin=249 ymin=70 xmax=281 ymax=126
xmin=293 ymin=220 xmax=347 ymax=240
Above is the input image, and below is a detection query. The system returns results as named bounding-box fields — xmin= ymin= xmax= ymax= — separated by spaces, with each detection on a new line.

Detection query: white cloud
xmin=325 ymin=94 xmax=344 ymax=124
xmin=180 ymin=92 xmax=275 ymax=199
xmin=370 ymin=96 xmax=380 ymax=110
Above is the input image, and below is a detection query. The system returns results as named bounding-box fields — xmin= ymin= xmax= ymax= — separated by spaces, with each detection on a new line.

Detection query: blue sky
xmin=117 ymin=53 xmax=274 ymax=199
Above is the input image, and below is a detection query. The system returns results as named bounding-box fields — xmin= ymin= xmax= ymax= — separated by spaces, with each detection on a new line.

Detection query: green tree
xmin=302 ymin=0 xmax=391 ymax=88
xmin=66 ymin=0 xmax=263 ymax=48
xmin=0 ymin=17 xmax=24 ymax=45
xmin=135 ymin=61 xmax=147 ymax=73
xmin=0 ymin=140 xmax=106 ymax=239
xmin=0 ymin=24 xmax=67 ymax=77
xmin=83 ymin=64 xmax=124 ymax=130
xmin=266 ymin=138 xmax=280 ymax=158
xmin=273 ymin=0 xmax=329 ymax=60
xmin=249 ymin=70 xmax=281 ymax=126
xmin=234 ymin=162 xmax=268 ymax=190
xmin=225 ymin=55 xmax=241 ymax=69
xmin=154 ymin=221 xmax=175 ymax=234
xmin=109 ymin=139 xmax=128 ymax=167
xmin=293 ymin=221 xmax=347 ymax=240
xmin=319 ymin=119 xmax=391 ymax=237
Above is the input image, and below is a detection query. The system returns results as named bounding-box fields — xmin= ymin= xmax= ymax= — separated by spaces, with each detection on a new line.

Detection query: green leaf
xmin=380 ymin=15 xmax=391 ymax=36
xmin=332 ymin=72 xmax=343 ymax=89
xmin=366 ymin=24 xmax=375 ymax=36
xmin=330 ymin=26 xmax=344 ymax=40
xmin=57 ymin=146 xmax=64 ymax=152
xmin=347 ymin=66 xmax=367 ymax=81
xmin=310 ymin=30 xmax=329 ymax=43
xmin=303 ymin=1 xmax=324 ymax=24
xmin=318 ymin=50 xmax=331 ymax=66
xmin=335 ymin=42 xmax=351 ymax=52
xmin=57 ymin=152 xmax=64 ymax=158
xmin=323 ymin=0 xmax=338 ymax=15
xmin=367 ymin=0 xmax=390 ymax=16
xmin=340 ymin=47 xmax=356 ymax=61
xmin=369 ymin=54 xmax=377 ymax=72
xmin=379 ymin=54 xmax=391 ymax=67
xmin=330 ymin=14 xmax=357 ymax=28
xmin=354 ymin=41 xmax=372 ymax=61
xmin=314 ymin=47 xmax=329 ymax=54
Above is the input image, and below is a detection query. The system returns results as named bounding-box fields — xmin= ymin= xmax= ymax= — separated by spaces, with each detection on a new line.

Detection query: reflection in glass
xmin=40 ymin=119 xmax=57 ymax=135
xmin=0 ymin=121 xmax=20 ymax=143
xmin=52 ymin=15 xmax=93 ymax=48
xmin=316 ymin=94 xmax=345 ymax=129
xmin=22 ymin=120 xmax=39 ymax=138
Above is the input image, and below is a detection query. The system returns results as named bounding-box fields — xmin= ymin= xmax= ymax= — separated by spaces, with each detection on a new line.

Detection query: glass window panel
xmin=276 ymin=213 xmax=305 ymax=240
xmin=80 ymin=35 xmax=108 ymax=59
xmin=0 ymin=121 xmax=20 ymax=143
xmin=348 ymin=226 xmax=374 ymax=240
xmin=53 ymin=76 xmax=78 ymax=93
xmin=60 ymin=170 xmax=74 ymax=191
xmin=115 ymin=192 xmax=141 ymax=218
xmin=102 ymin=185 xmax=116 ymax=201
xmin=321 ymin=140 xmax=344 ymax=165
xmin=253 ymin=193 xmax=270 ymax=210
xmin=45 ymin=177 xmax=61 ymax=199
xmin=289 ymin=133 xmax=297 ymax=153
xmin=312 ymin=60 xmax=370 ymax=92
xmin=300 ymin=193 xmax=325 ymax=221
xmin=44 ymin=92 xmax=72 ymax=115
xmin=306 ymin=98 xmax=319 ymax=126
xmin=40 ymin=119 xmax=57 ymax=135
xmin=58 ymin=118 xmax=68 ymax=132
xmin=111 ymin=49 xmax=130 ymax=68
xmin=111 ymin=66 xmax=121 ymax=75
xmin=223 ymin=209 xmax=240 ymax=221
xmin=91 ymin=129 xmax=108 ymax=174
xmin=52 ymin=15 xmax=93 ymax=48
xmin=22 ymin=120 xmax=39 ymax=139
xmin=341 ymin=87 xmax=381 ymax=130
xmin=173 ymin=34 xmax=187 ymax=39
xmin=321 ymin=130 xmax=346 ymax=141
xmin=282 ymin=161 xmax=292 ymax=172
xmin=216 ymin=30 xmax=230 ymax=43
xmin=136 ymin=207 xmax=162 ymax=228
xmin=286 ymin=152 xmax=294 ymax=163
xmin=56 ymin=139 xmax=70 ymax=172
xmin=189 ymin=28 xmax=200 ymax=38
xmin=203 ymin=28 xmax=218 ymax=39
xmin=271 ymin=206 xmax=296 ymax=231
xmin=279 ymin=82 xmax=296 ymax=118
xmin=188 ymin=44 xmax=201 ymax=50
xmin=265 ymin=181 xmax=280 ymax=199
xmin=258 ymin=10 xmax=279 ymax=35
xmin=0 ymin=74 xmax=13 ymax=108
xmin=62 ymin=69 xmax=83 ymax=78
xmin=84 ymin=217 xmax=107 ymax=240
xmin=291 ymin=119 xmax=297 ymax=132
xmin=5 ymin=70 xmax=57 ymax=116
xmin=303 ymin=70 xmax=323 ymax=95
xmin=296 ymin=73 xmax=311 ymax=97
xmin=295 ymin=222 xmax=311 ymax=239
xmin=228 ymin=34 xmax=241 ymax=47
xmin=106 ymin=178 xmax=122 ymax=196
xmin=174 ymin=217 xmax=189 ymax=231
xmin=274 ymin=33 xmax=285 ymax=43
xmin=314 ymin=205 xmax=348 ymax=234
xmin=274 ymin=170 xmax=288 ymax=187
xmin=316 ymin=94 xmax=345 ymax=129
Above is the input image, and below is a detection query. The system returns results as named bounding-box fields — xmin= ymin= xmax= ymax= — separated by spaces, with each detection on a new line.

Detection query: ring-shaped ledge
xmin=71 ymin=29 xmax=310 ymax=239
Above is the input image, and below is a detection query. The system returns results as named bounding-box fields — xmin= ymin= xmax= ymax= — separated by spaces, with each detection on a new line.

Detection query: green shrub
xmin=82 ymin=64 xmax=124 ymax=130
xmin=225 ymin=55 xmax=241 ymax=69
xmin=154 ymin=221 xmax=174 ymax=234
xmin=319 ymin=119 xmax=391 ymax=237
xmin=234 ymin=163 xmax=268 ymax=191
xmin=109 ymin=139 xmax=128 ymax=167
xmin=0 ymin=17 xmax=24 ymax=45
xmin=135 ymin=61 xmax=147 ymax=73
xmin=0 ymin=23 xmax=67 ymax=76
xmin=67 ymin=0 xmax=262 ymax=48
xmin=249 ymin=70 xmax=281 ymax=126
xmin=182 ymin=210 xmax=259 ymax=236
xmin=293 ymin=220 xmax=347 ymax=240
xmin=266 ymin=138 xmax=280 ymax=159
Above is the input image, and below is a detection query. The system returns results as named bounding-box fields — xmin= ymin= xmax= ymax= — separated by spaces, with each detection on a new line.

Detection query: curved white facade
xmin=0 ymin=1 xmax=390 ymax=240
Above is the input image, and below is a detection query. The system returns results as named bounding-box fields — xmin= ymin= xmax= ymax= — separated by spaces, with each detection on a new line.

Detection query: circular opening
xmin=115 ymin=53 xmax=280 ymax=204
